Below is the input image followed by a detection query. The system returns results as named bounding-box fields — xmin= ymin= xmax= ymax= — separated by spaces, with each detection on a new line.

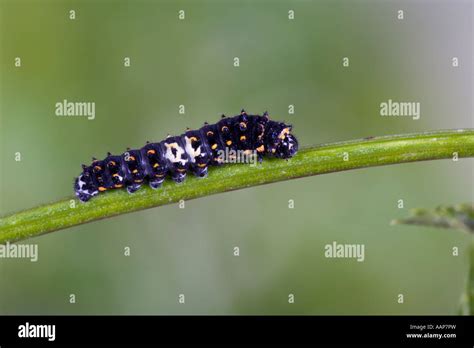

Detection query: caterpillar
xmin=74 ymin=110 xmax=298 ymax=202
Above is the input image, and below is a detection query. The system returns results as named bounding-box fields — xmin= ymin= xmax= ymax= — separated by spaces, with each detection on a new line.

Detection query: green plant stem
xmin=390 ymin=203 xmax=474 ymax=314
xmin=470 ymin=237 xmax=474 ymax=315
xmin=1 ymin=129 xmax=473 ymax=244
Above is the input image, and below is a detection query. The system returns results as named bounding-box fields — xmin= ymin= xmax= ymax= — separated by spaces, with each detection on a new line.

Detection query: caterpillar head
xmin=266 ymin=123 xmax=299 ymax=159
xmin=74 ymin=169 xmax=99 ymax=202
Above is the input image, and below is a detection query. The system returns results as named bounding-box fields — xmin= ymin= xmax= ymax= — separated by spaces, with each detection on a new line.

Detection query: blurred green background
xmin=0 ymin=0 xmax=472 ymax=314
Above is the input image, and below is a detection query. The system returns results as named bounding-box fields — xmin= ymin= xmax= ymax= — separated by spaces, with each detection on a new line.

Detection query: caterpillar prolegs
xmin=74 ymin=110 xmax=298 ymax=202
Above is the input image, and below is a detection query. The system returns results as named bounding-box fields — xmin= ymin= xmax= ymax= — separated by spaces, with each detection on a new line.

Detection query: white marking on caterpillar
xmin=278 ymin=127 xmax=290 ymax=140
xmin=78 ymin=175 xmax=86 ymax=190
xmin=76 ymin=175 xmax=99 ymax=197
xmin=164 ymin=142 xmax=188 ymax=165
xmin=184 ymin=136 xmax=202 ymax=163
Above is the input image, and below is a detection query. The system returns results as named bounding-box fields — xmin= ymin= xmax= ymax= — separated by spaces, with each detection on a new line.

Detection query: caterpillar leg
xmin=149 ymin=176 xmax=165 ymax=189
xmin=192 ymin=165 xmax=208 ymax=178
xmin=196 ymin=166 xmax=208 ymax=178
xmin=126 ymin=182 xmax=142 ymax=194
xmin=172 ymin=171 xmax=186 ymax=183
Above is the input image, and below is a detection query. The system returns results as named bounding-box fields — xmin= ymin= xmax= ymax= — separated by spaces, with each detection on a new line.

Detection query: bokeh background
xmin=0 ymin=0 xmax=472 ymax=314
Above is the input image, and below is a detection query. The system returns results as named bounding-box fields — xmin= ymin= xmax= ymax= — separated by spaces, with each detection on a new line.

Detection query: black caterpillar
xmin=74 ymin=110 xmax=298 ymax=202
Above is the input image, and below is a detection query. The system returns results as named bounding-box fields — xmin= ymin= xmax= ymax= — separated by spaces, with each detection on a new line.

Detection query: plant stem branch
xmin=1 ymin=129 xmax=473 ymax=244
xmin=469 ymin=237 xmax=474 ymax=315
